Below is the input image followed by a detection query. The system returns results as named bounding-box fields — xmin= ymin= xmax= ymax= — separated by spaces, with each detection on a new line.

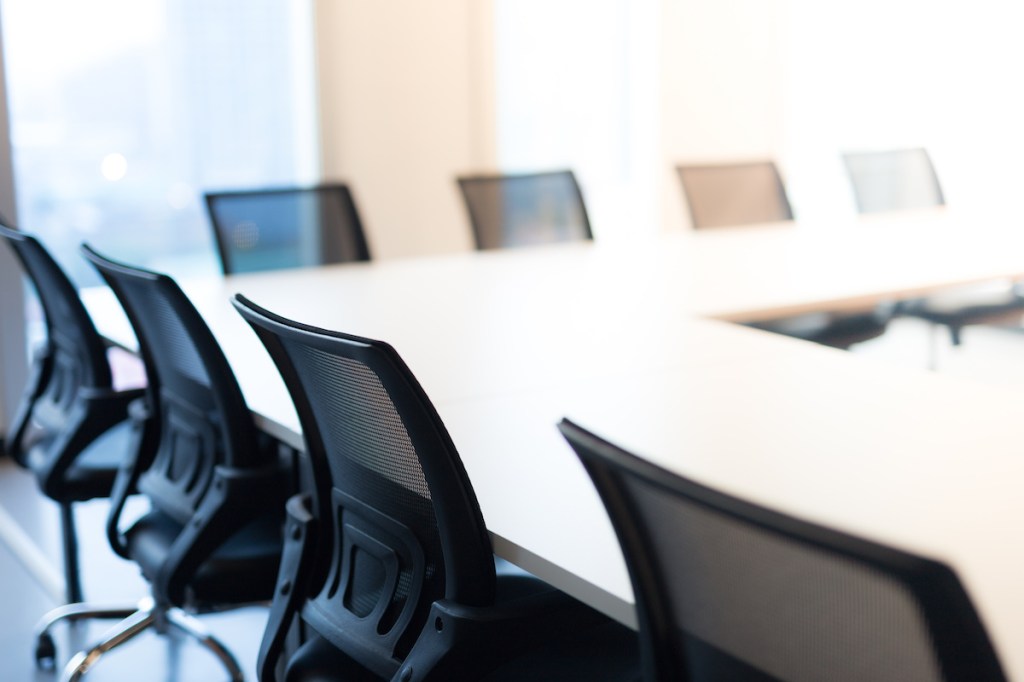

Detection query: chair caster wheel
xmin=35 ymin=632 xmax=56 ymax=669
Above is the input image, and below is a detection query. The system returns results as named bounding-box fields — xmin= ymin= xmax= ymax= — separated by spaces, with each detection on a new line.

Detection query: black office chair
xmin=843 ymin=148 xmax=1024 ymax=349
xmin=232 ymin=296 xmax=636 ymax=681
xmin=677 ymin=161 xmax=794 ymax=229
xmin=35 ymin=246 xmax=288 ymax=681
xmin=560 ymin=418 xmax=1007 ymax=682
xmin=842 ymin=147 xmax=945 ymax=215
xmin=204 ymin=183 xmax=371 ymax=274
xmin=457 ymin=169 xmax=593 ymax=250
xmin=676 ymin=161 xmax=892 ymax=349
xmin=0 ymin=223 xmax=143 ymax=606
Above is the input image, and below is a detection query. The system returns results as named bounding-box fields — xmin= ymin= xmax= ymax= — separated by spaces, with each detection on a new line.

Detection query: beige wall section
xmin=314 ymin=1 xmax=495 ymax=260
xmin=658 ymin=0 xmax=790 ymax=232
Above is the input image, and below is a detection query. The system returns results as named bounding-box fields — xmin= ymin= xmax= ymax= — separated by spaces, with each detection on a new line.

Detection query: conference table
xmin=84 ymin=208 xmax=1024 ymax=678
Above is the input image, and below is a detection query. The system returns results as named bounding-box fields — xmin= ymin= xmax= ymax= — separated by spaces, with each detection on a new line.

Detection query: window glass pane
xmin=1 ymin=0 xmax=318 ymax=290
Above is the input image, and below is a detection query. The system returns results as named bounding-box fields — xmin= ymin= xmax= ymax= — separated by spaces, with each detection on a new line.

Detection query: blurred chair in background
xmin=677 ymin=161 xmax=793 ymax=229
xmin=677 ymin=160 xmax=892 ymax=349
xmin=204 ymin=183 xmax=370 ymax=274
xmin=457 ymin=169 xmax=593 ymax=250
xmin=843 ymin=148 xmax=1024 ymax=353
xmin=842 ymin=147 xmax=945 ymax=214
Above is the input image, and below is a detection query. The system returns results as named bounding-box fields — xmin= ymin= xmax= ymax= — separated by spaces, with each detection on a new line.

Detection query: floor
xmin=1 ymin=316 xmax=1022 ymax=681
xmin=851 ymin=316 xmax=1024 ymax=386
xmin=0 ymin=464 xmax=267 ymax=681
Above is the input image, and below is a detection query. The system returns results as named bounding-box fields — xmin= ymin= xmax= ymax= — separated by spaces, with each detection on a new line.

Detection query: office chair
xmin=35 ymin=246 xmax=288 ymax=681
xmin=677 ymin=161 xmax=794 ymax=229
xmin=232 ymin=296 xmax=637 ymax=681
xmin=676 ymin=161 xmax=892 ymax=349
xmin=560 ymin=418 xmax=1007 ymax=682
xmin=204 ymin=183 xmax=370 ymax=274
xmin=842 ymin=147 xmax=945 ymax=215
xmin=0 ymin=223 xmax=143 ymax=606
xmin=457 ymin=169 xmax=593 ymax=250
xmin=843 ymin=148 xmax=1024 ymax=349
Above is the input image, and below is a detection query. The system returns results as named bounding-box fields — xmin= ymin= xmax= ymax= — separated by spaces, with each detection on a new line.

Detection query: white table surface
xmin=82 ymin=210 xmax=1024 ymax=678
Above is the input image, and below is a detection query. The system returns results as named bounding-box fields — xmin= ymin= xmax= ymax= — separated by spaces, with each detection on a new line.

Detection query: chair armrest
xmin=63 ymin=386 xmax=147 ymax=455
xmin=157 ymin=460 xmax=290 ymax=606
xmin=5 ymin=344 xmax=53 ymax=464
xmin=106 ymin=398 xmax=157 ymax=559
xmin=397 ymin=585 xmax=611 ymax=681
xmin=258 ymin=493 xmax=317 ymax=682
xmin=79 ymin=386 xmax=146 ymax=409
xmin=37 ymin=387 xmax=148 ymax=498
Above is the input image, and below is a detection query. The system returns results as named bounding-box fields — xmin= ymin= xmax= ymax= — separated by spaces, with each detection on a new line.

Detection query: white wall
xmin=313 ymin=0 xmax=494 ymax=260
xmin=658 ymin=0 xmax=1024 ymax=229
xmin=0 ymin=10 xmax=26 ymax=437
xmin=492 ymin=0 xmax=660 ymax=243
xmin=659 ymin=0 xmax=790 ymax=231
xmin=783 ymin=1 xmax=1024 ymax=221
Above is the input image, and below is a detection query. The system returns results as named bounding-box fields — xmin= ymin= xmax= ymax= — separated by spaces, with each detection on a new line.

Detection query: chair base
xmin=746 ymin=310 xmax=891 ymax=350
xmin=34 ymin=601 xmax=140 ymax=669
xmin=36 ymin=597 xmax=245 ymax=682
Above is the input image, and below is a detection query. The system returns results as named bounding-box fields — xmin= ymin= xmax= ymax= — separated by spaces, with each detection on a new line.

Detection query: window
xmin=492 ymin=0 xmax=659 ymax=240
xmin=1 ymin=0 xmax=318 ymax=288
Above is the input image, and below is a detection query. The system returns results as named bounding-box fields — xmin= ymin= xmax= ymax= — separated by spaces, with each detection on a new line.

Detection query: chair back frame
xmin=233 ymin=295 xmax=496 ymax=676
xmin=559 ymin=418 xmax=1006 ymax=682
xmin=676 ymin=161 xmax=794 ymax=229
xmin=456 ymin=169 xmax=593 ymax=250
xmin=204 ymin=183 xmax=370 ymax=274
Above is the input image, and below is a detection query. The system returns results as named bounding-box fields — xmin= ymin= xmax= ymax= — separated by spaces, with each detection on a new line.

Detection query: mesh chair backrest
xmin=457 ymin=169 xmax=593 ymax=250
xmin=560 ymin=420 xmax=1006 ymax=682
xmin=677 ymin=161 xmax=794 ymax=229
xmin=842 ymin=148 xmax=945 ymax=214
xmin=82 ymin=245 xmax=260 ymax=524
xmin=204 ymin=184 xmax=370 ymax=274
xmin=233 ymin=296 xmax=495 ymax=666
xmin=0 ymin=224 xmax=111 ymax=392
xmin=1 ymin=226 xmax=112 ymax=458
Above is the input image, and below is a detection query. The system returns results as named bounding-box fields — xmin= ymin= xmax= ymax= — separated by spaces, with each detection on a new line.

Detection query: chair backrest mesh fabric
xmin=292 ymin=346 xmax=431 ymax=499
xmin=233 ymin=296 xmax=496 ymax=667
xmin=561 ymin=419 xmax=1007 ymax=682
xmin=204 ymin=184 xmax=369 ymax=274
xmin=0 ymin=225 xmax=111 ymax=391
xmin=842 ymin=148 xmax=945 ymax=214
xmin=457 ymin=170 xmax=592 ymax=250
xmin=83 ymin=246 xmax=259 ymax=523
xmin=625 ymin=475 xmax=942 ymax=682
xmin=677 ymin=162 xmax=793 ymax=229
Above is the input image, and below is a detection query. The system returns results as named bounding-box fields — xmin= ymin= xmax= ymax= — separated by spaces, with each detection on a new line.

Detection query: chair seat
xmin=26 ymin=419 xmax=133 ymax=501
xmin=125 ymin=510 xmax=282 ymax=605
xmin=282 ymin=555 xmax=638 ymax=681
xmin=749 ymin=310 xmax=890 ymax=349
xmin=904 ymin=282 xmax=1024 ymax=325
xmin=479 ymin=618 xmax=640 ymax=681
